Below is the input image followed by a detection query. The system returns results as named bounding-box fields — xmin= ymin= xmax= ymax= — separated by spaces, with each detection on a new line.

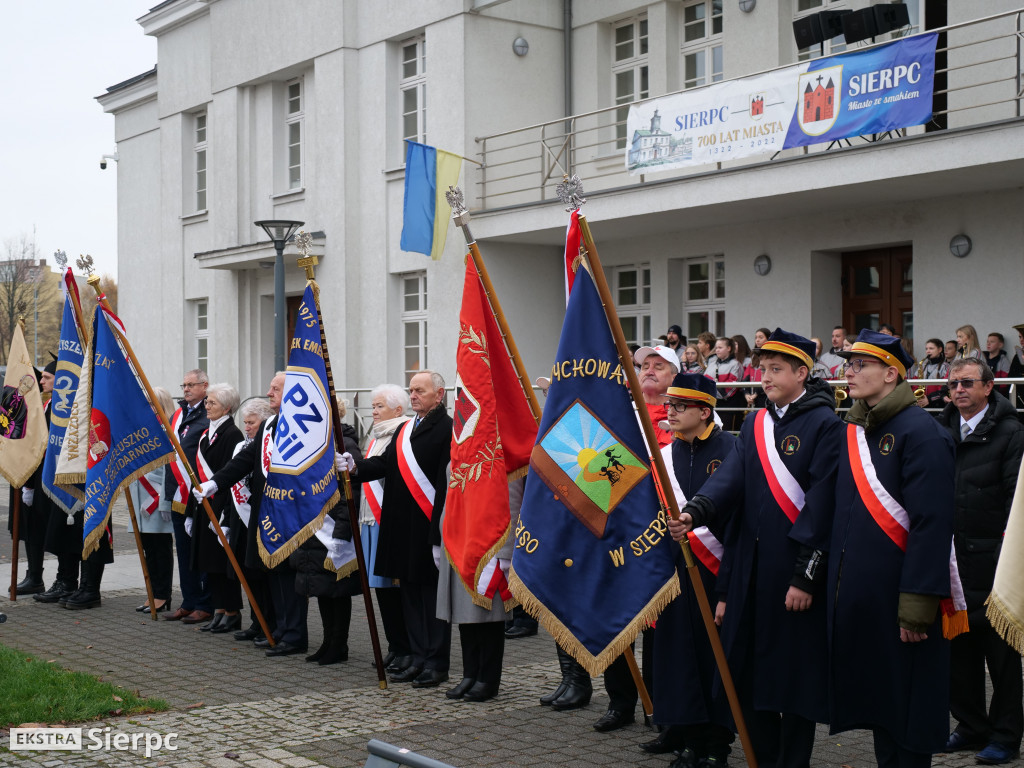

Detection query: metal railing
xmin=473 ymin=9 xmax=1024 ymax=210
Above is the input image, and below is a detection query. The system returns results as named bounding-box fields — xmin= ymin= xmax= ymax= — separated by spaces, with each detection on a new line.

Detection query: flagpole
xmin=84 ymin=275 xmax=276 ymax=646
xmin=444 ymin=186 xmax=543 ymax=424
xmin=8 ymin=316 xmax=29 ymax=601
xmin=122 ymin=490 xmax=158 ymax=620
xmin=295 ymin=236 xmax=388 ymax=690
xmin=571 ymin=202 xmax=757 ymax=768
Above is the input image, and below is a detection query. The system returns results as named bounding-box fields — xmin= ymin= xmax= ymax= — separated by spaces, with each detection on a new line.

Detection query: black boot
xmin=306 ymin=597 xmax=334 ymax=662
xmin=319 ymin=597 xmax=351 ymax=665
xmin=540 ymin=643 xmax=574 ymax=705
xmin=15 ymin=571 xmax=45 ymax=596
xmin=64 ymin=561 xmax=102 ymax=610
xmin=550 ymin=651 xmax=592 ymax=711
xmin=34 ymin=578 xmax=78 ymax=604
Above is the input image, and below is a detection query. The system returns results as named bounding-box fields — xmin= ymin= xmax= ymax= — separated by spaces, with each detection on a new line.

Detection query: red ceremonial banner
xmin=443 ymin=259 xmax=538 ymax=609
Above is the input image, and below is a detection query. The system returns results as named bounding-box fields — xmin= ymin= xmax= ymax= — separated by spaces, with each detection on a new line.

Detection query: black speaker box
xmin=842 ymin=7 xmax=879 ymax=44
xmin=793 ymin=15 xmax=823 ymax=49
xmin=874 ymin=2 xmax=911 ymax=33
xmin=818 ymin=9 xmax=852 ymax=40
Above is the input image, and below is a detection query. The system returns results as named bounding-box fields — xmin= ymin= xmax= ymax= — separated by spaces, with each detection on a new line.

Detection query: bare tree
xmin=0 ymin=235 xmax=60 ymax=367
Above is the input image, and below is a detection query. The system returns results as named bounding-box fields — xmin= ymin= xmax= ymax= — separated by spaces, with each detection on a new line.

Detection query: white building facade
xmin=99 ymin=0 xmax=1024 ymax=404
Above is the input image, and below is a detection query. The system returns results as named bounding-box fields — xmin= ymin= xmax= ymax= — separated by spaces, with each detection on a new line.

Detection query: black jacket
xmin=939 ymin=391 xmax=1024 ymax=614
xmin=187 ymin=418 xmax=244 ymax=573
xmin=213 ymin=415 xmax=275 ymax=570
xmin=164 ymin=399 xmax=209 ymax=502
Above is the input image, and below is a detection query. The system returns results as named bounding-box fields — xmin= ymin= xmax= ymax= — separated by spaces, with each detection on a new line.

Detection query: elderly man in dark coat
xmin=341 ymin=370 xmax=453 ymax=688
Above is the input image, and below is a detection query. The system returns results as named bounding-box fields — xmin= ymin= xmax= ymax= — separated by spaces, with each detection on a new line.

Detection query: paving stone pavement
xmin=1 ymin=497 xmax=1022 ymax=767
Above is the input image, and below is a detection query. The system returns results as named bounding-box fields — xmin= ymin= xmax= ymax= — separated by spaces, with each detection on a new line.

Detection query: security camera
xmin=100 ymin=152 xmax=119 ymax=170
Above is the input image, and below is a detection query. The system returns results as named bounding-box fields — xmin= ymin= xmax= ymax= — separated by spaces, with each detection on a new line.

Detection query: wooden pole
xmin=296 ymin=247 xmax=387 ymax=689
xmin=9 ymin=492 xmax=21 ymax=601
xmin=576 ymin=214 xmax=758 ymax=768
xmin=85 ymin=276 xmax=275 ymax=646
xmin=123 ymin=490 xmax=157 ymax=620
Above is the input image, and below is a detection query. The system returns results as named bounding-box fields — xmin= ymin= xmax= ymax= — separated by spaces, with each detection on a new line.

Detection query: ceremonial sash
xmin=478 ymin=556 xmax=513 ymax=603
xmin=395 ymin=419 xmax=434 ymax=520
xmin=661 ymin=443 xmax=723 ymax=575
xmin=138 ymin=476 xmax=160 ymax=515
xmin=196 ymin=432 xmax=214 ymax=490
xmin=230 ymin=442 xmax=252 ymax=528
xmin=169 ymin=408 xmax=192 ymax=513
xmin=260 ymin=419 xmax=274 ymax=478
xmin=753 ymin=409 xmax=805 ymax=524
xmin=363 ymin=437 xmax=384 ymax=524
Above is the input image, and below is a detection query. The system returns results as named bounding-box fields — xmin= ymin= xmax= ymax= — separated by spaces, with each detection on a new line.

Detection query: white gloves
xmin=160 ymin=508 xmax=172 ymax=523
xmin=192 ymin=480 xmax=218 ymax=501
xmin=184 ymin=517 xmax=193 ymax=536
xmin=21 ymin=488 xmax=34 ymax=506
xmin=335 ymin=452 xmax=356 ymax=473
xmin=499 ymin=558 xmax=511 ymax=576
xmin=432 ymin=545 xmax=442 ymax=570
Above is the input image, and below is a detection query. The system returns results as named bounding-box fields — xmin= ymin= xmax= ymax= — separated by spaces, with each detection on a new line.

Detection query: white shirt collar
xmin=774 ymin=388 xmax=806 ymax=418
xmin=960 ymin=403 xmax=989 ymax=435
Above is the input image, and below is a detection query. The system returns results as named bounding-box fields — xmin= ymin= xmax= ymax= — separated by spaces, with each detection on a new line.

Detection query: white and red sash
xmin=260 ymin=418 xmax=275 ymax=478
xmin=230 ymin=441 xmax=252 ymax=528
xmin=138 ymin=476 xmax=160 ymax=515
xmin=753 ymin=409 xmax=805 ymax=524
xmin=661 ymin=443 xmax=723 ymax=575
xmin=363 ymin=437 xmax=385 ymax=524
xmin=395 ymin=419 xmax=435 ymax=520
xmin=196 ymin=431 xmax=215 ymax=491
xmin=169 ymin=407 xmax=192 ymax=512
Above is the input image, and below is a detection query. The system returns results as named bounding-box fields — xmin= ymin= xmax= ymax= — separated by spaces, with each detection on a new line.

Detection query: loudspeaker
xmin=874 ymin=2 xmax=910 ymax=33
xmin=818 ymin=10 xmax=852 ymax=40
xmin=842 ymin=7 xmax=878 ymax=44
xmin=793 ymin=16 xmax=823 ymax=49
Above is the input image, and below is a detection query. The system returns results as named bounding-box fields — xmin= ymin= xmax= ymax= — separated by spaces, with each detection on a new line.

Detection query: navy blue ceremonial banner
xmin=783 ymin=33 xmax=937 ymax=148
xmin=510 ymin=266 xmax=679 ymax=675
xmin=258 ymin=283 xmax=341 ymax=568
xmin=42 ymin=270 xmax=86 ymax=514
xmin=82 ymin=307 xmax=174 ymax=556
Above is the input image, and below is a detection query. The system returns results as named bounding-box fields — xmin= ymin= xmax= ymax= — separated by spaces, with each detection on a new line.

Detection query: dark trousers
xmin=506 ymin=604 xmax=538 ymax=631
xmin=25 ymin=508 xmax=47 ymax=581
xmin=872 ymin=728 xmax=931 ymax=768
xmin=458 ymin=622 xmax=506 ymax=684
xmin=140 ymin=532 xmax=173 ymax=601
xmin=172 ymin=512 xmax=210 ymax=612
xmin=377 ymin=586 xmax=411 ymax=656
xmin=268 ymin=564 xmax=307 ymax=646
xmin=604 ymin=651 xmax=639 ymax=712
xmin=56 ymin=550 xmax=80 ymax=585
xmin=208 ymin=572 xmax=242 ymax=611
xmin=951 ymin=618 xmax=1024 ymax=749
xmin=401 ymin=577 xmax=451 ymax=671
xmin=244 ymin=571 xmax=275 ymax=636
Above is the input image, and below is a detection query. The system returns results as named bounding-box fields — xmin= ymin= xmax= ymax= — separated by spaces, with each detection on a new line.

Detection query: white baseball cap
xmin=633 ymin=345 xmax=681 ymax=373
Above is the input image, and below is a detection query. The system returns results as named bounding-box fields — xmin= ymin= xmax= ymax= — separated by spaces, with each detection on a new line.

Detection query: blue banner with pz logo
xmin=258 ymin=283 xmax=341 ymax=568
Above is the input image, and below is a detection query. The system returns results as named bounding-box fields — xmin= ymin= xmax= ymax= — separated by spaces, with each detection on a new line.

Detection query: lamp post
xmin=255 ymin=219 xmax=303 ymax=373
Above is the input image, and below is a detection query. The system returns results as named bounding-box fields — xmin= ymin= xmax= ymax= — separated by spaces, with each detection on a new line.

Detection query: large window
xmin=193 ymin=111 xmax=207 ymax=212
xmin=794 ymin=0 xmax=847 ymax=61
xmin=614 ymin=264 xmax=651 ymax=347
xmin=612 ymin=16 xmax=648 ymax=149
xmin=286 ymin=79 xmax=303 ymax=189
xmin=401 ymin=272 xmax=428 ymax=385
xmin=194 ymin=300 xmax=209 ymax=370
xmin=400 ymin=35 xmax=427 ymax=160
xmin=684 ymin=256 xmax=725 ymax=339
xmin=681 ymin=0 xmax=723 ymax=89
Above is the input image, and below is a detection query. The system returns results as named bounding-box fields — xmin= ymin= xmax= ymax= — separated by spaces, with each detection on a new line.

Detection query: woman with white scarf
xmin=359 ymin=383 xmax=413 ymax=672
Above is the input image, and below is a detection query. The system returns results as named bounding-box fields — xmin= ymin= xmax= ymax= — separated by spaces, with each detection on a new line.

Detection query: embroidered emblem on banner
xmin=452 ymin=373 xmax=481 ymax=445
xmin=879 ymin=433 xmax=895 ymax=455
xmin=531 ymin=400 xmax=649 ymax=538
xmin=271 ymin=369 xmax=330 ymax=474
xmin=797 ymin=65 xmax=842 ymax=136
xmin=87 ymin=410 xmax=111 ymax=467
xmin=782 ymin=435 xmax=801 ymax=455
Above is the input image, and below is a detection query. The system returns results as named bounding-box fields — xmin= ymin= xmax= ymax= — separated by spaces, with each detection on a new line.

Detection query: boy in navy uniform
xmin=830 ymin=330 xmax=957 ymax=768
xmin=674 ymin=329 xmax=843 ymax=768
xmin=657 ymin=373 xmax=737 ymax=768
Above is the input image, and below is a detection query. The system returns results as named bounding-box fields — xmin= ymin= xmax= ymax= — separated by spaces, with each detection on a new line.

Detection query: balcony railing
xmin=472 ymin=8 xmax=1024 ymax=211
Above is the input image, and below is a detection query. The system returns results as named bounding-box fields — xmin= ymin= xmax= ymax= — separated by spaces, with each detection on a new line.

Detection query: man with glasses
xmin=939 ymin=358 xmax=1024 ymax=765
xmin=163 ymin=369 xmax=213 ymax=623
xmin=829 ymin=329 xmax=956 ymax=768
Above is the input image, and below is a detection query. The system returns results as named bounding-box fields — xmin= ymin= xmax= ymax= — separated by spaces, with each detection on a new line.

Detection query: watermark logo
xmin=10 ymin=728 xmax=178 ymax=757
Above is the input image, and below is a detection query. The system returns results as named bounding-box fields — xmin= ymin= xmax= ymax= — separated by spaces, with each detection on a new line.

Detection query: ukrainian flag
xmin=400 ymin=140 xmax=463 ymax=261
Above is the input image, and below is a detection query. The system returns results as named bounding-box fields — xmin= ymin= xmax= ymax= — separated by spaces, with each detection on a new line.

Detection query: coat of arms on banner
xmin=453 ymin=372 xmax=482 ymax=445
xmin=530 ymin=400 xmax=648 ymax=538
xmin=798 ymin=65 xmax=842 ymax=135
xmin=750 ymin=91 xmax=766 ymax=120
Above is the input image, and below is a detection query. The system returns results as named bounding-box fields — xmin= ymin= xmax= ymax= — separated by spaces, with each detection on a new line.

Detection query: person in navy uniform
xmin=830 ymin=329 xmax=956 ymax=768
xmin=675 ymin=328 xmax=843 ymax=768
xmin=657 ymin=373 xmax=737 ymax=768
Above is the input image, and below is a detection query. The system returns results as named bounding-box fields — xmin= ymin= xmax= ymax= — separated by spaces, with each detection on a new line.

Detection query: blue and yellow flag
xmin=258 ymin=283 xmax=341 ymax=568
xmin=510 ymin=266 xmax=680 ymax=675
xmin=82 ymin=306 xmax=174 ymax=556
xmin=399 ymin=140 xmax=462 ymax=260
xmin=42 ymin=269 xmax=87 ymax=514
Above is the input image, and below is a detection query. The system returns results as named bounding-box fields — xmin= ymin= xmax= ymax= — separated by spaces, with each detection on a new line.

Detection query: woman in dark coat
xmin=291 ymin=402 xmax=362 ymax=665
xmin=186 ymin=383 xmax=244 ymax=634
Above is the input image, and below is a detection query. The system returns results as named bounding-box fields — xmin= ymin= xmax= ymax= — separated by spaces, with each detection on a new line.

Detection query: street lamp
xmin=254 ymin=219 xmax=303 ymax=373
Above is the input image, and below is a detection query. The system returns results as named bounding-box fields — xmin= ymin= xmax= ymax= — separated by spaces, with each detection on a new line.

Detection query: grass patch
xmin=0 ymin=643 xmax=168 ymax=727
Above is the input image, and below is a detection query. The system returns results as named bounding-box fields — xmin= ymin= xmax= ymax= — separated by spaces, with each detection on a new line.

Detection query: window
xmin=794 ymin=0 xmax=846 ymax=61
xmin=614 ymin=264 xmax=651 ymax=347
xmin=684 ymin=256 xmax=725 ymax=339
xmin=194 ymin=112 xmax=207 ymax=212
xmin=401 ymin=272 xmax=428 ymax=385
xmin=400 ymin=35 xmax=427 ymax=160
xmin=612 ymin=16 xmax=648 ymax=149
xmin=195 ymin=300 xmax=209 ymax=370
xmin=681 ymin=0 xmax=723 ymax=89
xmin=286 ymin=80 xmax=303 ymax=189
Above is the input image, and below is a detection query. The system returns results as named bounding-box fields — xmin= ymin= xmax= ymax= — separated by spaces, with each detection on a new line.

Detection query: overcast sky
xmin=1 ymin=2 xmax=157 ymax=278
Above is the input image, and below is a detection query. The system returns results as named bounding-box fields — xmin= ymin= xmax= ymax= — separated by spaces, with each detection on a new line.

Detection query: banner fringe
xmin=462 ymin=521 xmax=513 ymax=611
xmin=508 ymin=565 xmax=680 ymax=677
xmin=986 ymin=592 xmax=1024 ymax=656
xmin=506 ymin=465 xmax=529 ymax=482
xmin=257 ymin=491 xmax=336 ymax=570
xmin=42 ymin=485 xmax=83 ymax=514
xmin=82 ymin=453 xmax=173 ymax=559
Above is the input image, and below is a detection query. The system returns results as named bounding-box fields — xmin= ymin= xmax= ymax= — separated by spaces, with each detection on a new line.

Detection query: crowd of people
xmin=7 ymin=318 xmax=1024 ymax=768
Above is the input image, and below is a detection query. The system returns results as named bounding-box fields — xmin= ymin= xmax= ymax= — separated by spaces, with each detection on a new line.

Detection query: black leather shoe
xmin=211 ymin=614 xmax=241 ymax=634
xmin=63 ymin=590 xmax=102 ymax=610
xmin=390 ymin=665 xmax=424 ymax=683
xmin=15 ymin=575 xmax=45 ymax=596
xmin=549 ymin=681 xmax=593 ymax=711
xmin=265 ymin=641 xmax=304 ymax=657
xmin=58 ymin=588 xmax=83 ymax=607
xmin=411 ymin=669 xmax=449 ymax=688
xmin=945 ymin=732 xmax=986 ymax=753
xmin=34 ymin=580 xmax=77 ymax=604
xmin=234 ymin=626 xmax=262 ymax=641
xmin=387 ymin=654 xmax=414 ymax=674
xmin=640 ymin=726 xmax=686 ymax=754
xmin=136 ymin=600 xmax=171 ymax=613
xmin=253 ymin=637 xmax=274 ymax=648
xmin=671 ymin=747 xmax=699 ymax=768
xmin=374 ymin=651 xmax=397 ymax=669
xmin=504 ymin=625 xmax=538 ymax=639
xmin=200 ymin=613 xmax=226 ymax=632
xmin=462 ymin=681 xmax=499 ymax=702
xmin=446 ymin=677 xmax=476 ymax=700
xmin=593 ymin=708 xmax=635 ymax=733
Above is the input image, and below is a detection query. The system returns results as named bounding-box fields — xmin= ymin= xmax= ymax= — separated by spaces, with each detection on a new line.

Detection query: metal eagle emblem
xmin=555 ymin=174 xmax=586 ymax=212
